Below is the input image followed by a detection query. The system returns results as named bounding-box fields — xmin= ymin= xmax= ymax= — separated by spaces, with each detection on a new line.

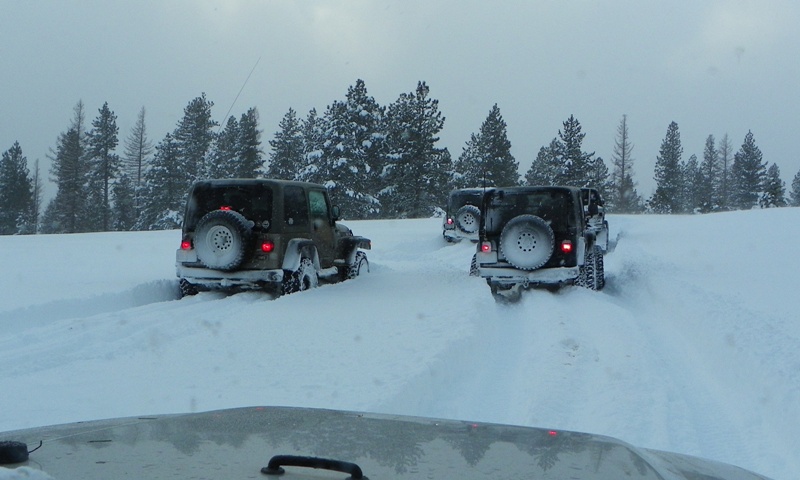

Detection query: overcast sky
xmin=2 ymin=0 xmax=799 ymax=200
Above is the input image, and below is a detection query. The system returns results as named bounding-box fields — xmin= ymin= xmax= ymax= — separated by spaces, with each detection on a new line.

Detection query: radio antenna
xmin=218 ymin=56 xmax=261 ymax=132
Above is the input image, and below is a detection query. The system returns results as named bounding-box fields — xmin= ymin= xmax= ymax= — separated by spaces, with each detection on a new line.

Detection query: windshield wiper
xmin=261 ymin=454 xmax=367 ymax=479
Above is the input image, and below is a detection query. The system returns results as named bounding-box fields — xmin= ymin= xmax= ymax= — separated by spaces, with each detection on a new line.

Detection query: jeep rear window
xmin=449 ymin=190 xmax=483 ymax=210
xmin=485 ymin=190 xmax=577 ymax=233
xmin=184 ymin=183 xmax=273 ymax=231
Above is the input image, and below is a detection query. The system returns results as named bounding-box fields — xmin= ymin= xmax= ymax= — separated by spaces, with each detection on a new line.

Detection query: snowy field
xmin=1 ymin=210 xmax=798 ymax=479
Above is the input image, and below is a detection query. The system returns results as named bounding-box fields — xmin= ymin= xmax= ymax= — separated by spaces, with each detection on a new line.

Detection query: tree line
xmin=2 ymin=79 xmax=799 ymax=235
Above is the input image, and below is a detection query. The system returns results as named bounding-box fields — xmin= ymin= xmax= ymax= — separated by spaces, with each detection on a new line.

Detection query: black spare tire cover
xmin=455 ymin=204 xmax=481 ymax=234
xmin=194 ymin=210 xmax=253 ymax=271
xmin=499 ymin=214 xmax=554 ymax=270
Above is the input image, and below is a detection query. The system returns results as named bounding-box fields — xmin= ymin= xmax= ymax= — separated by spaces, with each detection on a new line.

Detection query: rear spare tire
xmin=499 ymin=214 xmax=554 ymax=270
xmin=455 ymin=204 xmax=481 ymax=234
xmin=194 ymin=210 xmax=253 ymax=271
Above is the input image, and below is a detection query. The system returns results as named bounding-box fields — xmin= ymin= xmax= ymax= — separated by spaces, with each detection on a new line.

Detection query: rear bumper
xmin=478 ymin=265 xmax=580 ymax=286
xmin=176 ymin=264 xmax=284 ymax=288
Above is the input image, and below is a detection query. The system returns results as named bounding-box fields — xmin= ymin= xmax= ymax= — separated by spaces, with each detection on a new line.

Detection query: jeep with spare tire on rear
xmin=474 ymin=185 xmax=604 ymax=303
xmin=176 ymin=179 xmax=371 ymax=297
xmin=442 ymin=188 xmax=484 ymax=243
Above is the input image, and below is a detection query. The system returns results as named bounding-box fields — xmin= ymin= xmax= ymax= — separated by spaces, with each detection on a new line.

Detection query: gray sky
xmin=2 ymin=0 xmax=799 ymax=200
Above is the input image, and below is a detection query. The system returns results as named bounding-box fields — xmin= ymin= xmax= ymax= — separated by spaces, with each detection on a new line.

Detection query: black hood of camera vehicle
xmin=1 ymin=406 xmax=771 ymax=479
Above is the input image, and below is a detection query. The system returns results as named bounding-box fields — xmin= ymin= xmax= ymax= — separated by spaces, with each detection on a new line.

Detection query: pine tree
xmin=554 ymin=115 xmax=596 ymax=187
xmin=122 ymin=106 xmax=153 ymax=221
xmin=697 ymin=135 xmax=720 ymax=213
xmin=717 ymin=133 xmax=733 ymax=210
xmin=730 ymin=131 xmax=766 ymax=210
xmin=790 ymin=167 xmax=800 ymax=207
xmin=609 ymin=115 xmax=641 ymax=213
xmin=235 ymin=107 xmax=263 ymax=178
xmin=85 ymin=102 xmax=120 ymax=231
xmin=759 ymin=163 xmax=786 ymax=208
xmin=29 ymin=158 xmax=44 ymax=233
xmin=173 ymin=93 xmax=218 ymax=185
xmin=315 ymin=79 xmax=385 ymax=219
xmin=112 ymin=174 xmax=136 ymax=230
xmin=137 ymin=134 xmax=184 ymax=230
xmin=524 ymin=139 xmax=560 ymax=186
xmin=648 ymin=121 xmax=683 ymax=213
xmin=43 ymin=102 xmax=89 ymax=233
xmin=0 ymin=142 xmax=34 ymax=234
xmin=382 ymin=81 xmax=451 ymax=218
xmin=297 ymin=108 xmax=326 ymax=183
xmin=267 ymin=108 xmax=304 ymax=180
xmin=681 ymin=154 xmax=701 ymax=213
xmin=454 ymin=104 xmax=518 ymax=188
xmin=208 ymin=115 xmax=240 ymax=179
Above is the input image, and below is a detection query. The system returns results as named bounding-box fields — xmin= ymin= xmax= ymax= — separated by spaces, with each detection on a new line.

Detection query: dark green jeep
xmin=176 ymin=179 xmax=371 ymax=297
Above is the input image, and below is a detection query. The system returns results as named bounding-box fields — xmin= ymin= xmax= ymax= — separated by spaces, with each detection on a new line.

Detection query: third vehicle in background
xmin=442 ymin=188 xmax=485 ymax=243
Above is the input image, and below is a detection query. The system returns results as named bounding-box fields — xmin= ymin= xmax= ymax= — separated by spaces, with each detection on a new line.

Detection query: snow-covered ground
xmin=1 ymin=210 xmax=797 ymax=479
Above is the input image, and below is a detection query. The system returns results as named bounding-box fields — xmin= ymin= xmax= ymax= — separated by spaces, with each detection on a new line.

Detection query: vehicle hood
xmin=0 ymin=406 xmax=771 ymax=479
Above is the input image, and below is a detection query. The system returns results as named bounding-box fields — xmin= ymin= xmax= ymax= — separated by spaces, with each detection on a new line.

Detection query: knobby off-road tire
xmin=499 ymin=215 xmax=555 ymax=270
xmin=577 ymin=244 xmax=603 ymax=291
xmin=194 ymin=210 xmax=253 ymax=271
xmin=346 ymin=251 xmax=369 ymax=280
xmin=469 ymin=254 xmax=479 ymax=276
xmin=282 ymin=258 xmax=319 ymax=295
xmin=179 ymin=279 xmax=198 ymax=298
xmin=455 ymin=205 xmax=481 ymax=235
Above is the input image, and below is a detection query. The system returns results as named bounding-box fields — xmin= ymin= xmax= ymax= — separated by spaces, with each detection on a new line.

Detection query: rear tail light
xmin=446 ymin=218 xmax=454 ymax=225
xmin=219 ymin=205 xmax=232 ymax=211
xmin=481 ymin=242 xmax=492 ymax=253
xmin=261 ymin=241 xmax=275 ymax=253
xmin=560 ymin=240 xmax=573 ymax=254
xmin=181 ymin=240 xmax=192 ymax=250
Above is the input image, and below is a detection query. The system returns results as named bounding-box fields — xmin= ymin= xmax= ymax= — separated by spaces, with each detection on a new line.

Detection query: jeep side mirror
xmin=331 ymin=205 xmax=340 ymax=221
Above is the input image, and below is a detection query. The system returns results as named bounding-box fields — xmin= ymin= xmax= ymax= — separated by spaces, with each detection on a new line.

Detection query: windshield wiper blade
xmin=261 ymin=454 xmax=367 ymax=479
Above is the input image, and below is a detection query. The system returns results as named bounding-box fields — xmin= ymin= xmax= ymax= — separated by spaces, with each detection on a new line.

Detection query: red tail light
xmin=219 ymin=205 xmax=232 ymax=211
xmin=446 ymin=218 xmax=454 ymax=225
xmin=181 ymin=240 xmax=192 ymax=250
xmin=481 ymin=242 xmax=492 ymax=253
xmin=261 ymin=241 xmax=275 ymax=253
xmin=560 ymin=240 xmax=573 ymax=254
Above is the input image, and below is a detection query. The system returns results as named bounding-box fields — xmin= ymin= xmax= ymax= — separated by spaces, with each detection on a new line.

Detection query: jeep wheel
xmin=346 ymin=251 xmax=369 ymax=280
xmin=595 ymin=245 xmax=605 ymax=290
xmin=194 ymin=210 xmax=253 ymax=271
xmin=179 ymin=279 xmax=198 ymax=297
xmin=469 ymin=254 xmax=479 ymax=276
xmin=455 ymin=205 xmax=481 ymax=234
xmin=282 ymin=258 xmax=319 ymax=294
xmin=578 ymin=245 xmax=602 ymax=291
xmin=499 ymin=215 xmax=554 ymax=270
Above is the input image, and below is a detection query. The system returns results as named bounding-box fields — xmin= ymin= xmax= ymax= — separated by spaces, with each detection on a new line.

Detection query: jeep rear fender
xmin=339 ymin=236 xmax=371 ymax=264
xmin=282 ymin=238 xmax=320 ymax=271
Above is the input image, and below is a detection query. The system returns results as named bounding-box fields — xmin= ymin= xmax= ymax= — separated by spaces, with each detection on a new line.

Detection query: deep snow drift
xmin=1 ymin=210 xmax=798 ymax=479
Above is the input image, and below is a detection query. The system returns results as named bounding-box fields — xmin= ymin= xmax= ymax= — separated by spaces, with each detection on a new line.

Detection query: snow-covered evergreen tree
xmin=524 ymin=139 xmax=560 ymax=186
xmin=235 ymin=107 xmax=263 ymax=178
xmin=681 ymin=154 xmax=701 ymax=213
xmin=297 ymin=108 xmax=326 ymax=183
xmin=112 ymin=174 xmax=136 ymax=230
xmin=790 ymin=167 xmax=800 ymax=207
xmin=137 ymin=134 xmax=184 ymax=230
xmin=0 ymin=142 xmax=34 ymax=235
xmin=173 ymin=93 xmax=218 ymax=185
xmin=85 ymin=102 xmax=120 ymax=231
xmin=267 ymin=108 xmax=304 ymax=180
xmin=697 ymin=135 xmax=720 ymax=213
xmin=315 ymin=79 xmax=385 ymax=219
xmin=42 ymin=102 xmax=88 ymax=233
xmin=382 ymin=81 xmax=451 ymax=218
xmin=759 ymin=163 xmax=786 ymax=208
xmin=554 ymin=115 xmax=596 ymax=187
xmin=208 ymin=115 xmax=239 ymax=179
xmin=730 ymin=131 xmax=766 ymax=210
xmin=454 ymin=104 xmax=518 ymax=188
xmin=648 ymin=121 xmax=683 ymax=213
